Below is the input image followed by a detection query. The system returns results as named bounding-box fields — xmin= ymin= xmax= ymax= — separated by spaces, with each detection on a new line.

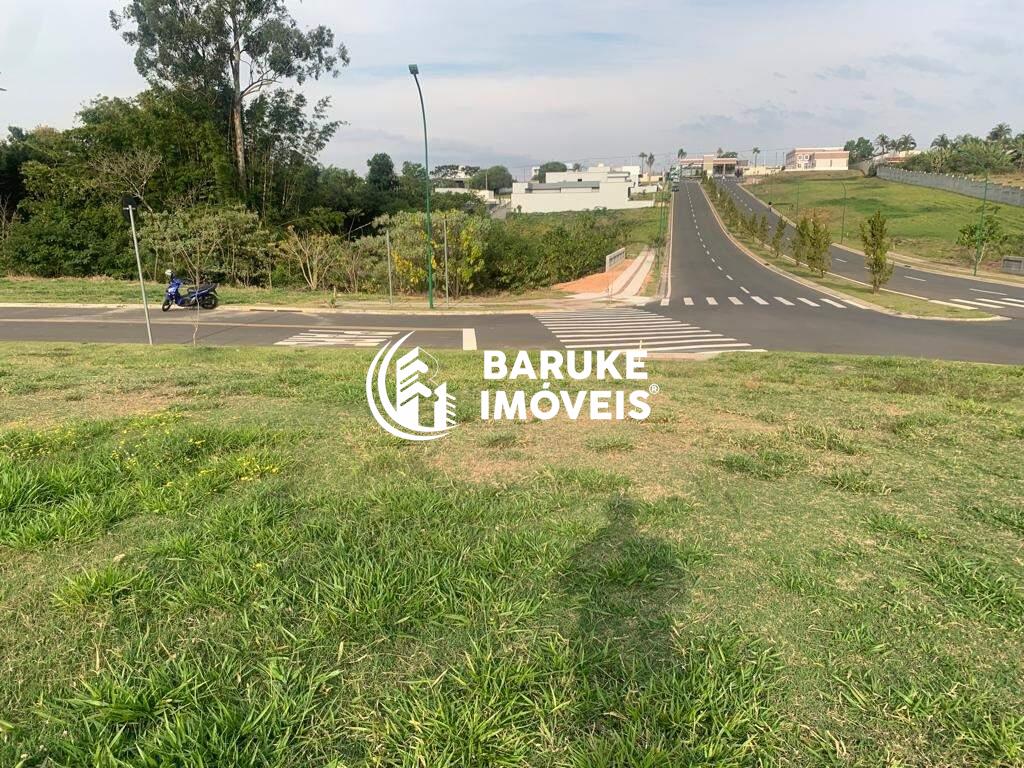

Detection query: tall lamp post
xmin=839 ymin=181 xmax=849 ymax=244
xmin=409 ymin=64 xmax=434 ymax=308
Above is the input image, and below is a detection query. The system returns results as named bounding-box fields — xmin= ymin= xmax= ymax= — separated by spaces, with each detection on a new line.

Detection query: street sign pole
xmin=124 ymin=201 xmax=153 ymax=345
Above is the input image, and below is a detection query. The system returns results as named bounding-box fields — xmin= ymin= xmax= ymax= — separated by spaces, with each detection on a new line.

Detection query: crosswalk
xmin=275 ymin=329 xmax=398 ymax=347
xmin=934 ymin=296 xmax=1024 ymax=312
xmin=674 ymin=295 xmax=863 ymax=309
xmin=535 ymin=308 xmax=757 ymax=354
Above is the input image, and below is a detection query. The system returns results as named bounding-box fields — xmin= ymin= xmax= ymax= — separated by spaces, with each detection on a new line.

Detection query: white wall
xmin=511 ymin=180 xmax=654 ymax=213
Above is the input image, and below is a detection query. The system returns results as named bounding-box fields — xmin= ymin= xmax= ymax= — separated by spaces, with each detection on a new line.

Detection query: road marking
xmin=660 ymin=298 xmax=669 ymax=306
xmin=821 ymin=298 xmax=846 ymax=308
xmin=993 ymin=297 xmax=1024 ymax=306
xmin=949 ymin=298 xmax=1006 ymax=308
xmin=774 ymin=297 xmax=794 ymax=306
xmin=716 ymin=265 xmax=723 ymax=271
xmin=835 ymin=257 xmax=847 ymax=263
xmin=728 ymin=296 xmax=743 ymax=305
xmin=275 ymin=330 xmax=398 ymax=348
xmin=683 ymin=297 xmax=694 ymax=306
xmin=969 ymin=288 xmax=1007 ymax=296
xmin=751 ymin=296 xmax=768 ymax=305
xmin=706 ymin=297 xmax=718 ymax=305
xmin=904 ymin=275 xmax=927 ymax=282
xmin=462 ymin=327 xmax=477 ymax=350
xmin=726 ymin=275 xmax=734 ymax=281
xmin=740 ymin=286 xmax=750 ymax=294
xmin=797 ymin=298 xmax=820 ymax=307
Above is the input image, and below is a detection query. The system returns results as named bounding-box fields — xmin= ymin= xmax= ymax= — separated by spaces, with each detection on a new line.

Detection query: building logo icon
xmin=366 ymin=332 xmax=456 ymax=441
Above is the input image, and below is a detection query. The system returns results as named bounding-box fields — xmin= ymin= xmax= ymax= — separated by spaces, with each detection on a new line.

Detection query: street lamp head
xmin=408 ymin=64 xmax=419 ymax=75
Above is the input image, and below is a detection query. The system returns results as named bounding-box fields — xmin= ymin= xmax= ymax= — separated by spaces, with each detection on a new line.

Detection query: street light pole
xmin=409 ymin=64 xmax=434 ymax=309
xmin=840 ymin=181 xmax=848 ymax=244
xmin=973 ymin=171 xmax=989 ymax=276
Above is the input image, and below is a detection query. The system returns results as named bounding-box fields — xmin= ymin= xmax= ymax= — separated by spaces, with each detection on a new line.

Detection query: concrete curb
xmin=698 ymin=184 xmax=1007 ymax=323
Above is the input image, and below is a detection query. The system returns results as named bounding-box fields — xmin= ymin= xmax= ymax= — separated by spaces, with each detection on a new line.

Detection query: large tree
xmin=110 ymin=0 xmax=349 ymax=191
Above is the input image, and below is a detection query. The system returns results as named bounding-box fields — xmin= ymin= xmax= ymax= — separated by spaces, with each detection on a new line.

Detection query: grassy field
xmin=745 ymin=172 xmax=1024 ymax=270
xmin=702 ymin=185 xmax=990 ymax=319
xmin=0 ymin=276 xmax=565 ymax=310
xmin=2 ymin=343 xmax=1023 ymax=766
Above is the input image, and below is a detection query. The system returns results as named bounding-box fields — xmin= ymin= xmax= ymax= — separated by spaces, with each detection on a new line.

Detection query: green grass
xmin=2 ymin=343 xmax=1024 ymax=765
xmin=512 ymin=206 xmax=664 ymax=258
xmin=0 ymin=276 xmax=565 ymax=310
xmin=703 ymin=187 xmax=991 ymax=319
xmin=745 ymin=172 xmax=1024 ymax=271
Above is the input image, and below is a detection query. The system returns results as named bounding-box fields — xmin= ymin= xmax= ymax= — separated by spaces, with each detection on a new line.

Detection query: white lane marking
xmin=904 ymin=275 xmax=926 ymax=282
xmin=716 ymin=265 xmax=723 ymax=271
xmin=726 ymin=275 xmax=734 ymax=281
xmin=683 ymin=297 xmax=694 ymax=306
xmin=728 ymin=296 xmax=743 ymax=305
xmin=706 ymin=297 xmax=718 ymax=305
xmin=835 ymin=257 xmax=847 ymax=263
xmin=950 ymin=298 xmax=1005 ymax=308
xmin=797 ymin=298 xmax=820 ymax=307
xmin=751 ymin=296 xmax=768 ymax=305
xmin=821 ymin=298 xmax=846 ymax=308
xmin=969 ymin=288 xmax=1007 ymax=296
xmin=774 ymin=297 xmax=794 ymax=306
xmin=275 ymin=330 xmax=398 ymax=347
xmin=462 ymin=328 xmax=477 ymax=350
xmin=740 ymin=286 xmax=750 ymax=294
xmin=660 ymin=298 xmax=669 ymax=307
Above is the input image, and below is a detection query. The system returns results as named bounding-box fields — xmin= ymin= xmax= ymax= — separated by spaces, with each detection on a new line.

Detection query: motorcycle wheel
xmin=199 ymin=294 xmax=219 ymax=310
xmin=161 ymin=300 xmax=172 ymax=312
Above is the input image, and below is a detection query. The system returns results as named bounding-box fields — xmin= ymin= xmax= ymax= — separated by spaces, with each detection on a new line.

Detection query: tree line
xmin=844 ymin=123 xmax=1024 ymax=175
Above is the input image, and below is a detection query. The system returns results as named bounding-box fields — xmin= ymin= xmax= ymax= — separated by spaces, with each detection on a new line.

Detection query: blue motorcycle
xmin=161 ymin=270 xmax=219 ymax=311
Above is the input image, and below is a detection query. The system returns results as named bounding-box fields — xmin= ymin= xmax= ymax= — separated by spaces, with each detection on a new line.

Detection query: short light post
xmin=408 ymin=64 xmax=434 ymax=308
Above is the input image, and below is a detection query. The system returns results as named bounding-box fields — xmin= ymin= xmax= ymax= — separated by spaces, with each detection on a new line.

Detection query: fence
xmin=877 ymin=165 xmax=1024 ymax=208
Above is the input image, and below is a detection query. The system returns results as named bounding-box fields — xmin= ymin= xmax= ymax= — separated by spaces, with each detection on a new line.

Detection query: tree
xmin=805 ymin=215 xmax=832 ymax=277
xmin=751 ymin=147 xmax=760 ymax=167
xmin=638 ymin=153 xmax=647 ymax=175
xmin=957 ymin=209 xmax=1004 ymax=274
xmin=111 ymin=0 xmax=349 ymax=190
xmin=987 ymin=123 xmax=1012 ymax=143
xmin=275 ymin=227 xmax=344 ymax=290
xmin=677 ymin=148 xmax=687 ymax=161
xmin=931 ymin=133 xmax=951 ymax=150
xmin=535 ymin=161 xmax=567 ymax=184
xmin=844 ymin=137 xmax=874 ymax=163
xmin=793 ymin=216 xmax=812 ymax=265
xmin=366 ymin=153 xmax=397 ymax=191
xmin=645 ymin=151 xmax=655 ymax=179
xmin=770 ymin=217 xmax=786 ymax=257
xmin=468 ymin=165 xmax=513 ymax=192
xmin=875 ymin=134 xmax=892 ymax=155
xmin=860 ymin=209 xmax=894 ymax=292
xmin=895 ymin=134 xmax=917 ymax=152
xmin=1011 ymin=135 xmax=1024 ymax=171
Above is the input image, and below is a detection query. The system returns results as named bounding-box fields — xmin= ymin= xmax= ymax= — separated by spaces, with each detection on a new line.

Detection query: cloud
xmin=877 ymin=54 xmax=966 ymax=76
xmin=816 ymin=65 xmax=867 ymax=81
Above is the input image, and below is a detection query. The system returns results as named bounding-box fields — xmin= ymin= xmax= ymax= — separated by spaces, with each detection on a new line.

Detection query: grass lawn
xmin=0 ymin=276 xmax=565 ymax=311
xmin=2 ymin=343 xmax=1023 ymax=765
xmin=702 ymin=186 xmax=990 ymax=319
xmin=745 ymin=172 xmax=1024 ymax=270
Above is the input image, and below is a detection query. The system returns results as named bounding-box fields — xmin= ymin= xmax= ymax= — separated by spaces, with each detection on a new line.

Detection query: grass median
xmin=745 ymin=172 xmax=1024 ymax=271
xmin=703 ymin=186 xmax=992 ymax=319
xmin=2 ymin=343 xmax=1023 ymax=765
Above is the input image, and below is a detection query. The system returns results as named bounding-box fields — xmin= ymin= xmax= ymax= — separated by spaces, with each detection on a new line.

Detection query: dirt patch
xmin=554 ymin=259 xmax=634 ymax=294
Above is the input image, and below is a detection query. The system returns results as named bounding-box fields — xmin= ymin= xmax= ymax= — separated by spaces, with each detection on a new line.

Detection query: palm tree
xmin=987 ymin=123 xmax=1012 ymax=143
xmin=875 ymin=134 xmax=892 ymax=156
xmin=646 ymin=151 xmax=656 ymax=180
xmin=677 ymin=148 xmax=687 ymax=161
xmin=638 ymin=152 xmax=647 ymax=178
xmin=931 ymin=133 xmax=951 ymax=150
xmin=896 ymin=134 xmax=916 ymax=152
xmin=751 ymin=147 xmax=761 ymax=168
xmin=1011 ymin=134 xmax=1024 ymax=171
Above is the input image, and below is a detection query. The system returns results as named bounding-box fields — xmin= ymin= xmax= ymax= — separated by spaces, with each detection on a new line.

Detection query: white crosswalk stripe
xmin=275 ymin=329 xmax=398 ymax=347
xmin=674 ymin=296 xmax=855 ymax=309
xmin=535 ymin=308 xmax=753 ymax=353
xmin=945 ymin=296 xmax=1024 ymax=311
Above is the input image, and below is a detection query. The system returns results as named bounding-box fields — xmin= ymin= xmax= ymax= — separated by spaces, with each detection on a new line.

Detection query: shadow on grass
xmin=558 ymin=493 xmax=781 ymax=765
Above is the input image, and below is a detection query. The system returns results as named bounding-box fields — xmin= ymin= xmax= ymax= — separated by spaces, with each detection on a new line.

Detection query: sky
xmin=2 ymin=0 xmax=1022 ymax=179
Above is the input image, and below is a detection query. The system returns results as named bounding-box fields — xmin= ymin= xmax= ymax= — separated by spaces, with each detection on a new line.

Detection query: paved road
xmin=717 ymin=176 xmax=1024 ymax=318
xmin=0 ymin=184 xmax=1021 ymax=363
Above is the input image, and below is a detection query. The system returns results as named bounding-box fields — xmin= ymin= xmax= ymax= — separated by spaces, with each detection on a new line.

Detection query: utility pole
xmin=122 ymin=196 xmax=152 ymax=345
xmin=840 ymin=181 xmax=848 ymax=244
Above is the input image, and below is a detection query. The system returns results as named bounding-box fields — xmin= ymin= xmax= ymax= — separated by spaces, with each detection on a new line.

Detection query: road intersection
xmin=1 ymin=180 xmax=1021 ymax=364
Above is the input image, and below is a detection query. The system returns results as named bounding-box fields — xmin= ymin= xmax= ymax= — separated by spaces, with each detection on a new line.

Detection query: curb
xmin=698 ymin=184 xmax=1006 ymax=323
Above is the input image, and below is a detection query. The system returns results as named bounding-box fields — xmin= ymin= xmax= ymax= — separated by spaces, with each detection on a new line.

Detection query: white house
xmin=784 ymin=148 xmax=850 ymax=171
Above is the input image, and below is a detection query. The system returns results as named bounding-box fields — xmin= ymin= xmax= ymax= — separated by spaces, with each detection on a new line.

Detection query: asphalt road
xmin=0 ymin=184 xmax=1021 ymax=363
xmin=717 ymin=176 xmax=1024 ymax=318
